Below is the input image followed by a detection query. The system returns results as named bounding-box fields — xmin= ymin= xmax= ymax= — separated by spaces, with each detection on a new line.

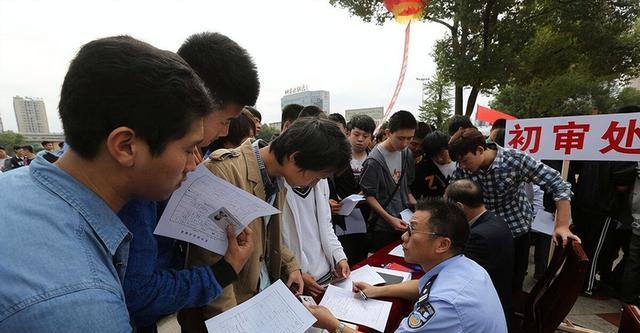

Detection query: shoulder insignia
xmin=407 ymin=302 xmax=435 ymax=329
xmin=209 ymin=149 xmax=240 ymax=161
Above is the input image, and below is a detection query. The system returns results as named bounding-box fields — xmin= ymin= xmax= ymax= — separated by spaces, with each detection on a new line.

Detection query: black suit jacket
xmin=464 ymin=210 xmax=514 ymax=317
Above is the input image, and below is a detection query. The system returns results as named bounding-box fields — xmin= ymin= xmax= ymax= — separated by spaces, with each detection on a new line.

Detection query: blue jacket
xmin=119 ymin=199 xmax=228 ymax=327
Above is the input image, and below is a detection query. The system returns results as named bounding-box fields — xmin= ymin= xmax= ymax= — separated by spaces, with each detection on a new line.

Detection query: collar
xmin=468 ymin=209 xmax=487 ymax=226
xmin=251 ymin=139 xmax=283 ymax=199
xmin=30 ymin=156 xmax=130 ymax=255
xmin=486 ymin=143 xmax=503 ymax=171
xmin=420 ymin=254 xmax=463 ymax=283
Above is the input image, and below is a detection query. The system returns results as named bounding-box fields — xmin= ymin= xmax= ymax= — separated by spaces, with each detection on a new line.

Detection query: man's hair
xmin=347 ymin=114 xmax=376 ymax=135
xmin=447 ymin=115 xmax=475 ymax=136
xmin=281 ymin=104 xmax=304 ymax=129
xmin=22 ymin=145 xmax=34 ymax=153
xmin=448 ymin=127 xmax=487 ymax=162
xmin=422 ymin=131 xmax=450 ymax=158
xmin=328 ymin=113 xmax=347 ymax=129
xmin=270 ymin=117 xmax=351 ymax=173
xmin=445 ymin=179 xmax=484 ymax=209
xmin=13 ymin=146 xmax=22 ymax=151
xmin=41 ymin=141 xmax=51 ymax=146
xmin=59 ymin=36 xmax=213 ymax=159
xmin=178 ymin=32 xmax=259 ymax=107
xmin=415 ymin=122 xmax=433 ymax=140
xmin=298 ymin=105 xmax=325 ymax=119
xmin=388 ymin=110 xmax=417 ymax=132
xmin=375 ymin=121 xmax=388 ymax=143
xmin=0 ymin=146 xmax=5 ymax=151
xmin=415 ymin=198 xmax=469 ymax=254
xmin=491 ymin=118 xmax=507 ymax=131
xmin=492 ymin=128 xmax=505 ymax=146
xmin=245 ymin=106 xmax=261 ymax=121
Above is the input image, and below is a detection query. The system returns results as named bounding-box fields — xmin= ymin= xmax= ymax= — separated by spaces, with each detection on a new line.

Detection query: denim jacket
xmin=0 ymin=156 xmax=133 ymax=332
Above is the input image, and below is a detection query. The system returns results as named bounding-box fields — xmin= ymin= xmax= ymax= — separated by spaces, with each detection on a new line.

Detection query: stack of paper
xmin=332 ymin=264 xmax=386 ymax=289
xmin=320 ymin=285 xmax=392 ymax=332
xmin=388 ymin=244 xmax=405 ymax=258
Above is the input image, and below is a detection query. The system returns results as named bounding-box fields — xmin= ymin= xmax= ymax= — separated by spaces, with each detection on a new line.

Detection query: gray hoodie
xmin=359 ymin=145 xmax=414 ymax=232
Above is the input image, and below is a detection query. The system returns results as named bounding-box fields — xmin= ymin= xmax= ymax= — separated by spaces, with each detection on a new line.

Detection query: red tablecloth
xmin=349 ymin=241 xmax=424 ymax=333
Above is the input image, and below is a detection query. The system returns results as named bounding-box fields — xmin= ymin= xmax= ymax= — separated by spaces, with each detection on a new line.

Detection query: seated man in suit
xmin=445 ymin=179 xmax=514 ymax=320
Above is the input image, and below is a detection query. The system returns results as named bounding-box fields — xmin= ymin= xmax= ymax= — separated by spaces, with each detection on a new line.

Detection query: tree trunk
xmin=465 ymin=86 xmax=480 ymax=117
xmin=455 ymin=85 xmax=463 ymax=115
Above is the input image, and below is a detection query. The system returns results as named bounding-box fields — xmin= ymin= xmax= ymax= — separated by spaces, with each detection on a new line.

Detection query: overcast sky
xmin=0 ymin=0 xmax=486 ymax=133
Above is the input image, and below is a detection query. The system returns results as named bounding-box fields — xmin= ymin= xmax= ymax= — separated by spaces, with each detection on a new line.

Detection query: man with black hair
xmin=245 ymin=106 xmax=262 ymax=136
xmin=360 ymin=110 xmax=417 ymax=251
xmin=179 ymin=117 xmax=351 ymax=332
xmin=37 ymin=140 xmax=55 ymax=157
xmin=446 ymin=114 xmax=475 ymax=136
xmin=308 ymin=198 xmax=507 ymax=333
xmin=281 ymin=103 xmax=304 ymax=131
xmin=448 ymin=127 xmax=580 ymax=291
xmin=329 ymin=113 xmax=347 ymax=135
xmin=8 ymin=145 xmax=25 ymax=170
xmin=0 ymin=35 xmax=215 ymax=332
xmin=22 ymin=145 xmax=36 ymax=165
xmin=408 ymin=121 xmax=432 ymax=158
xmin=328 ymin=114 xmax=377 ymax=265
xmin=445 ymin=179 xmax=514 ymax=320
xmin=118 ymin=32 xmax=260 ymax=331
xmin=298 ymin=105 xmax=325 ymax=119
xmin=411 ymin=131 xmax=455 ymax=199
xmin=0 ymin=146 xmax=6 ymax=172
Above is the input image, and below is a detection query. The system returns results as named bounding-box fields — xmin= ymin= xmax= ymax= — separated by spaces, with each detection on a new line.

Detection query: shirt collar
xmin=30 ymin=156 xmax=130 ymax=255
xmin=485 ymin=143 xmax=503 ymax=171
xmin=420 ymin=254 xmax=463 ymax=283
xmin=251 ymin=139 xmax=283 ymax=200
xmin=468 ymin=209 xmax=487 ymax=226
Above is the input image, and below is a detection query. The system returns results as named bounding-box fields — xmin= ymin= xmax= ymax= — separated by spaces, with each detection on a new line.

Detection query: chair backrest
xmin=524 ymin=240 xmax=589 ymax=333
xmin=619 ymin=304 xmax=640 ymax=333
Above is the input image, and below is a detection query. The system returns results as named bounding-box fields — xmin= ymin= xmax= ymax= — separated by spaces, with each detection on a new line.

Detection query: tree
xmin=615 ymin=87 xmax=640 ymax=109
xmin=0 ymin=131 xmax=25 ymax=154
xmin=330 ymin=0 xmax=640 ymax=117
xmin=256 ymin=124 xmax=279 ymax=142
xmin=418 ymin=72 xmax=452 ymax=129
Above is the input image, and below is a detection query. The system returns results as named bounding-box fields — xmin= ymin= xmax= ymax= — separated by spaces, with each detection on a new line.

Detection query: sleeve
xmin=520 ymin=153 xmax=572 ymax=201
xmin=406 ymin=150 xmax=416 ymax=186
xmin=319 ymin=181 xmax=347 ymax=263
xmin=280 ymin=241 xmax=301 ymax=276
xmin=359 ymin=157 xmax=381 ymax=197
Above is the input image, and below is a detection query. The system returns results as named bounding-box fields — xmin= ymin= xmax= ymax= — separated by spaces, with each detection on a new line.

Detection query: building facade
xmin=345 ymin=107 xmax=384 ymax=125
xmin=281 ymin=89 xmax=330 ymax=113
xmin=13 ymin=96 xmax=50 ymax=133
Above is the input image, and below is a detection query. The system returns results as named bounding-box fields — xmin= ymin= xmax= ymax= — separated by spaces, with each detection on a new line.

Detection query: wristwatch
xmin=335 ymin=322 xmax=346 ymax=333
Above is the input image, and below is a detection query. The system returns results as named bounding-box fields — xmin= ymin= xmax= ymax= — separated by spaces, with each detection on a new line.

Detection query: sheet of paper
xmin=332 ymin=264 xmax=386 ymax=289
xmin=334 ymin=209 xmax=367 ymax=237
xmin=371 ymin=267 xmax=412 ymax=285
xmin=320 ymin=285 xmax=392 ymax=332
xmin=400 ymin=208 xmax=413 ymax=223
xmin=388 ymin=244 xmax=405 ymax=258
xmin=205 ymin=280 xmax=315 ymax=333
xmin=154 ymin=164 xmax=280 ymax=255
xmin=338 ymin=194 xmax=366 ymax=216
xmin=531 ymin=210 xmax=554 ymax=236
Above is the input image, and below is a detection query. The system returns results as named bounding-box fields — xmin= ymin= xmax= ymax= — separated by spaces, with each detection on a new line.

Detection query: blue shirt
xmin=118 ymin=199 xmax=223 ymax=327
xmin=0 ymin=156 xmax=133 ymax=332
xmin=396 ymin=255 xmax=507 ymax=333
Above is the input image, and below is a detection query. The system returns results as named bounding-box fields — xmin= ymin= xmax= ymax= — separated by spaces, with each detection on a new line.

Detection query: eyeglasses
xmin=406 ymin=224 xmax=444 ymax=238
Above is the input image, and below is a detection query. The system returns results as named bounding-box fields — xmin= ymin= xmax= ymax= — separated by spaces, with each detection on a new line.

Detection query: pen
xmin=353 ymin=282 xmax=368 ymax=301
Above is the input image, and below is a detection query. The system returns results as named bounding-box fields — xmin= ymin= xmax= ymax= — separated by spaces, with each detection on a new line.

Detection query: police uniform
xmin=396 ymin=255 xmax=507 ymax=333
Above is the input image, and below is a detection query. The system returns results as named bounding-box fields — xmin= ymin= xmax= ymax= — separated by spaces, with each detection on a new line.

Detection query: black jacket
xmin=464 ymin=210 xmax=514 ymax=317
xmin=411 ymin=155 xmax=449 ymax=199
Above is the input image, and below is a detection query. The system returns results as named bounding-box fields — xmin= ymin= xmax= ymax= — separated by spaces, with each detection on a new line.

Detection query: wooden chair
xmin=619 ymin=304 xmax=640 ymax=333
xmin=512 ymin=239 xmax=590 ymax=333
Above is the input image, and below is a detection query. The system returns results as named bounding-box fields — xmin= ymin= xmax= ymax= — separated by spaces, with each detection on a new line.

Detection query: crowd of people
xmin=0 ymin=32 xmax=638 ymax=333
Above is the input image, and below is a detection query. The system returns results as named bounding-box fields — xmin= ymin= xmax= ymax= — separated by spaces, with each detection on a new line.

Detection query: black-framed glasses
xmin=406 ymin=224 xmax=444 ymax=238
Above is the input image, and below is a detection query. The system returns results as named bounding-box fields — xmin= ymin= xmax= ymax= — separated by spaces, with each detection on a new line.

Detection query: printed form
xmin=154 ymin=164 xmax=279 ymax=255
xmin=205 ymin=280 xmax=316 ymax=333
xmin=320 ymin=285 xmax=392 ymax=332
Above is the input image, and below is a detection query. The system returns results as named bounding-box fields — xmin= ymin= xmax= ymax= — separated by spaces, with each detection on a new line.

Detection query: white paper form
xmin=388 ymin=244 xmax=405 ymax=258
xmin=400 ymin=209 xmax=413 ymax=223
xmin=531 ymin=210 xmax=554 ymax=236
xmin=332 ymin=264 xmax=387 ymax=289
xmin=320 ymin=285 xmax=392 ymax=332
xmin=337 ymin=194 xmax=366 ymax=216
xmin=154 ymin=164 xmax=280 ymax=255
xmin=205 ymin=280 xmax=316 ymax=333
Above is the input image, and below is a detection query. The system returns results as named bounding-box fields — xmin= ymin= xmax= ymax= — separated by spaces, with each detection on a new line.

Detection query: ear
xmin=286 ymin=151 xmax=300 ymax=165
xmin=384 ymin=128 xmax=390 ymax=137
xmin=475 ymin=146 xmax=485 ymax=156
xmin=435 ymin=237 xmax=452 ymax=255
xmin=105 ymin=127 xmax=138 ymax=168
xmin=455 ymin=202 xmax=465 ymax=210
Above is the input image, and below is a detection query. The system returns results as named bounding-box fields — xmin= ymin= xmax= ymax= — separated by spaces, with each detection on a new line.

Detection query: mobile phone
xmin=298 ymin=295 xmax=317 ymax=306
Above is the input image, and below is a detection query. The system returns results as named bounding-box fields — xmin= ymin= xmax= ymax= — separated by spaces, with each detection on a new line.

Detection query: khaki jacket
xmin=178 ymin=139 xmax=300 ymax=333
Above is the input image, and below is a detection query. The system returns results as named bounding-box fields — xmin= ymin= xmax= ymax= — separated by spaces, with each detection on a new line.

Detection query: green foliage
xmin=256 ymin=125 xmax=279 ymax=142
xmin=418 ymin=73 xmax=452 ymax=130
xmin=616 ymin=87 xmax=640 ymax=109
xmin=0 ymin=131 xmax=25 ymax=154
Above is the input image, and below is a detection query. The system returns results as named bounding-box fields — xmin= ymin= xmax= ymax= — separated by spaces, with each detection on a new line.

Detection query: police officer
xmin=308 ymin=198 xmax=507 ymax=333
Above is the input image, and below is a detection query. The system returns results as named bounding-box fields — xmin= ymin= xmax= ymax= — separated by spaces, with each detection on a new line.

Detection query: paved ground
xmin=158 ymin=246 xmax=626 ymax=333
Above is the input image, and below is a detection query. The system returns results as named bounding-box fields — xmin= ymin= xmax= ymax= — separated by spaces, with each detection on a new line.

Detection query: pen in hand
xmin=353 ymin=282 xmax=368 ymax=301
